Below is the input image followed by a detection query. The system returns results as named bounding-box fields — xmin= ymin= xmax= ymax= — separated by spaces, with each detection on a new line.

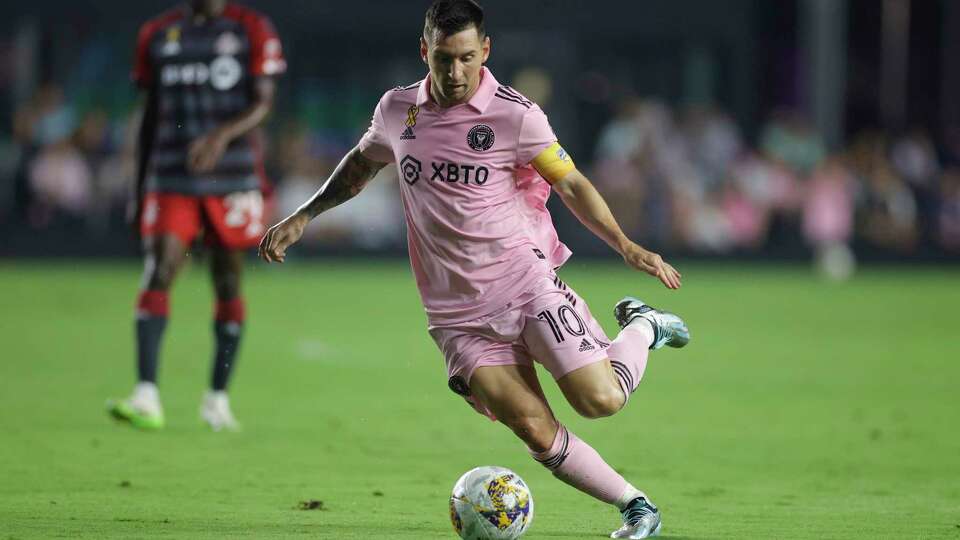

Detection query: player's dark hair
xmin=424 ymin=0 xmax=485 ymax=40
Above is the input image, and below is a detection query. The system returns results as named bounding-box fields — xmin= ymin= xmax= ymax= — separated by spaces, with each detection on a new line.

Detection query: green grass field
xmin=1 ymin=259 xmax=958 ymax=539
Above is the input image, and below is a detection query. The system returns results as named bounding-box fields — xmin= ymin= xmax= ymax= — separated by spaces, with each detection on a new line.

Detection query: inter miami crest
xmin=467 ymin=124 xmax=495 ymax=152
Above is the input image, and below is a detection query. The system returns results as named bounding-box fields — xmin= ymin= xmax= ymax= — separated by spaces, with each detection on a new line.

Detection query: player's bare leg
xmin=107 ymin=234 xmax=188 ymax=430
xmin=557 ymin=295 xmax=691 ymax=418
xmin=469 ymin=364 xmax=660 ymax=538
xmin=554 ymin=361 xmax=661 ymax=538
xmin=556 ymin=329 xmax=651 ymax=419
xmin=202 ymin=245 xmax=245 ymax=431
xmin=546 ymin=297 xmax=689 ymax=537
xmin=469 ymin=365 xmax=557 ymax=452
xmin=556 ymin=360 xmax=625 ymax=418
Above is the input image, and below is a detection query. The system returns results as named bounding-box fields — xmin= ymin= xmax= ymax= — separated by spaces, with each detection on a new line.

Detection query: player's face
xmin=421 ymin=26 xmax=490 ymax=106
xmin=190 ymin=0 xmax=226 ymax=17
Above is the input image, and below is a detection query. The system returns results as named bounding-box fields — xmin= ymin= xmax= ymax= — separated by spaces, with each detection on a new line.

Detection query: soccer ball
xmin=449 ymin=466 xmax=534 ymax=540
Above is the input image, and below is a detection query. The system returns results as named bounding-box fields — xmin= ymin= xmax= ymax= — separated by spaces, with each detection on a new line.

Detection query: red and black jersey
xmin=133 ymin=3 xmax=285 ymax=195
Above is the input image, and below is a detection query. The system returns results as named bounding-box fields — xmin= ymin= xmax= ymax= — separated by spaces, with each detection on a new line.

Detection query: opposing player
xmin=260 ymin=1 xmax=688 ymax=537
xmin=107 ymin=0 xmax=286 ymax=431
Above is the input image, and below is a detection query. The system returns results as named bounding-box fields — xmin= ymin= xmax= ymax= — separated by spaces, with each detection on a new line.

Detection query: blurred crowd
xmin=1 ymin=82 xmax=404 ymax=250
xmin=4 ymin=82 xmax=960 ymax=261
xmin=590 ymin=98 xmax=960 ymax=263
xmin=4 ymin=84 xmax=133 ymax=233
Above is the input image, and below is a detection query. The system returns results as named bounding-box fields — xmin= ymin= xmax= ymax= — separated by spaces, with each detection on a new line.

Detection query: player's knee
xmin=502 ymin=415 xmax=556 ymax=453
xmin=571 ymin=388 xmax=625 ymax=419
xmin=147 ymin=259 xmax=179 ymax=290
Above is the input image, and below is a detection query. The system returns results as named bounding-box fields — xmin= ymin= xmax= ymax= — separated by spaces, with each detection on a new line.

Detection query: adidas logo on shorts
xmin=578 ymin=338 xmax=595 ymax=352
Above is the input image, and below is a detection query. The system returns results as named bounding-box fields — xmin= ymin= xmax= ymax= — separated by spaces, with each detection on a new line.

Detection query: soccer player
xmin=260 ymin=1 xmax=688 ymax=537
xmin=107 ymin=0 xmax=286 ymax=431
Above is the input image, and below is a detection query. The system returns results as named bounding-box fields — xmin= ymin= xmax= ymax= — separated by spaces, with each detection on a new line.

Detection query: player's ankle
xmin=134 ymin=381 xmax=159 ymax=398
xmin=615 ymin=485 xmax=647 ymax=511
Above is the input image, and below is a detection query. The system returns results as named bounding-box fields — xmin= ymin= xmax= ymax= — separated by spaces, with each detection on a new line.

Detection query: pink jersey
xmin=358 ymin=67 xmax=571 ymax=326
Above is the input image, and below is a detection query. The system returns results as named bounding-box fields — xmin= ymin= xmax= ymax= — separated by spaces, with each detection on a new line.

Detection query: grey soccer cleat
xmin=614 ymin=296 xmax=690 ymax=350
xmin=610 ymin=496 xmax=662 ymax=539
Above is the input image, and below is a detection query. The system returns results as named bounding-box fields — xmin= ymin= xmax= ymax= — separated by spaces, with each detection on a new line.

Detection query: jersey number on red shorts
xmin=224 ymin=191 xmax=265 ymax=238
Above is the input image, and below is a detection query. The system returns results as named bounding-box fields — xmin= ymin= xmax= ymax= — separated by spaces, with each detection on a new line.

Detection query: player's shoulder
xmin=390 ymin=80 xmax=422 ymax=99
xmin=491 ymin=84 xmax=538 ymax=113
xmin=391 ymin=80 xmax=422 ymax=94
xmin=139 ymin=7 xmax=186 ymax=39
xmin=378 ymin=79 xmax=422 ymax=108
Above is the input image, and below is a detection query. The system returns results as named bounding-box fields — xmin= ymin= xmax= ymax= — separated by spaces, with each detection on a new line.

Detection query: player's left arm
xmin=533 ymin=144 xmax=681 ymax=289
xmin=187 ymin=77 xmax=277 ymax=174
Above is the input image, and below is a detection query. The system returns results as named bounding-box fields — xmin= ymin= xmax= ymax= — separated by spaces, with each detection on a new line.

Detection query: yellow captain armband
xmin=531 ymin=142 xmax=576 ymax=184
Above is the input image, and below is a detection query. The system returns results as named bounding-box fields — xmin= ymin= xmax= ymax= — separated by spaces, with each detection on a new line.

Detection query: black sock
xmin=136 ymin=316 xmax=167 ymax=383
xmin=211 ymin=320 xmax=243 ymax=391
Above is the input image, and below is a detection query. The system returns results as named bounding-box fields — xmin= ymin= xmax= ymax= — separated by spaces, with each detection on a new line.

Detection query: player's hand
xmin=621 ymin=242 xmax=682 ymax=290
xmin=187 ymin=129 xmax=230 ymax=174
xmin=259 ymin=211 xmax=310 ymax=263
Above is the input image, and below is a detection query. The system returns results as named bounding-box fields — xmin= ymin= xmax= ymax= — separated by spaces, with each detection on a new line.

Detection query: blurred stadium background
xmin=2 ymin=0 xmax=959 ymax=264
xmin=2 ymin=1 xmax=959 ymax=539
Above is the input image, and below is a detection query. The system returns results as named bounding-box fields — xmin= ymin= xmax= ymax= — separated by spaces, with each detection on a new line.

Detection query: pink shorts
xmin=429 ymin=273 xmax=611 ymax=419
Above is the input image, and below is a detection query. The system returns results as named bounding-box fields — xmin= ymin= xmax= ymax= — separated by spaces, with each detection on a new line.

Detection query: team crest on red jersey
xmin=162 ymin=26 xmax=182 ymax=56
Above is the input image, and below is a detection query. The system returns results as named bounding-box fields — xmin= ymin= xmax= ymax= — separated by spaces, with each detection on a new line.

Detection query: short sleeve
xmin=246 ymin=15 xmax=287 ymax=76
xmin=132 ymin=21 xmax=156 ymax=88
xmin=357 ymin=99 xmax=395 ymax=163
xmin=517 ymin=105 xmax=558 ymax=166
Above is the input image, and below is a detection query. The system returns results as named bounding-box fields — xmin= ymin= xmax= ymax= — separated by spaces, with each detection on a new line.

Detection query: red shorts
xmin=140 ymin=191 xmax=266 ymax=250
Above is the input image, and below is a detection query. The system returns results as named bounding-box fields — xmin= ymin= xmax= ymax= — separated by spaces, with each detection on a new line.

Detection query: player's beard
xmin=440 ymin=82 xmax=471 ymax=104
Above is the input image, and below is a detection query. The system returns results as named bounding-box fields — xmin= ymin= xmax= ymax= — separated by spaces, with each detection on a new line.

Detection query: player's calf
xmin=468 ymin=365 xmax=559 ymax=452
xmin=529 ymin=423 xmax=655 ymax=524
xmin=500 ymin=413 xmax=559 ymax=454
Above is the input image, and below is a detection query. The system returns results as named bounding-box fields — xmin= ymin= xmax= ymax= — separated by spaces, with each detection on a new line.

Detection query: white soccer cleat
xmin=614 ymin=296 xmax=690 ymax=350
xmin=200 ymin=391 xmax=241 ymax=432
xmin=106 ymin=382 xmax=165 ymax=430
xmin=610 ymin=495 xmax=662 ymax=539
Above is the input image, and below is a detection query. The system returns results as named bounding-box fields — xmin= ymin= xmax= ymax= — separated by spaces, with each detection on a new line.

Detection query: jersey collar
xmin=417 ymin=66 xmax=498 ymax=113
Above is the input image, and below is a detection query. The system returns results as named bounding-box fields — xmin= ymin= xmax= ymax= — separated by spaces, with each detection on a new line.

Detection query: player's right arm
xmin=258 ymin=147 xmax=387 ymax=263
xmin=128 ymin=17 xmax=162 ymax=235
xmin=261 ymin=91 xmax=394 ymax=263
xmin=129 ymin=89 xmax=158 ymax=234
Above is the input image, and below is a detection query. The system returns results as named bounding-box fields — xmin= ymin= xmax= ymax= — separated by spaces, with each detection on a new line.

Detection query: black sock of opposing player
xmin=211 ymin=298 xmax=245 ymax=391
xmin=135 ymin=291 xmax=169 ymax=384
